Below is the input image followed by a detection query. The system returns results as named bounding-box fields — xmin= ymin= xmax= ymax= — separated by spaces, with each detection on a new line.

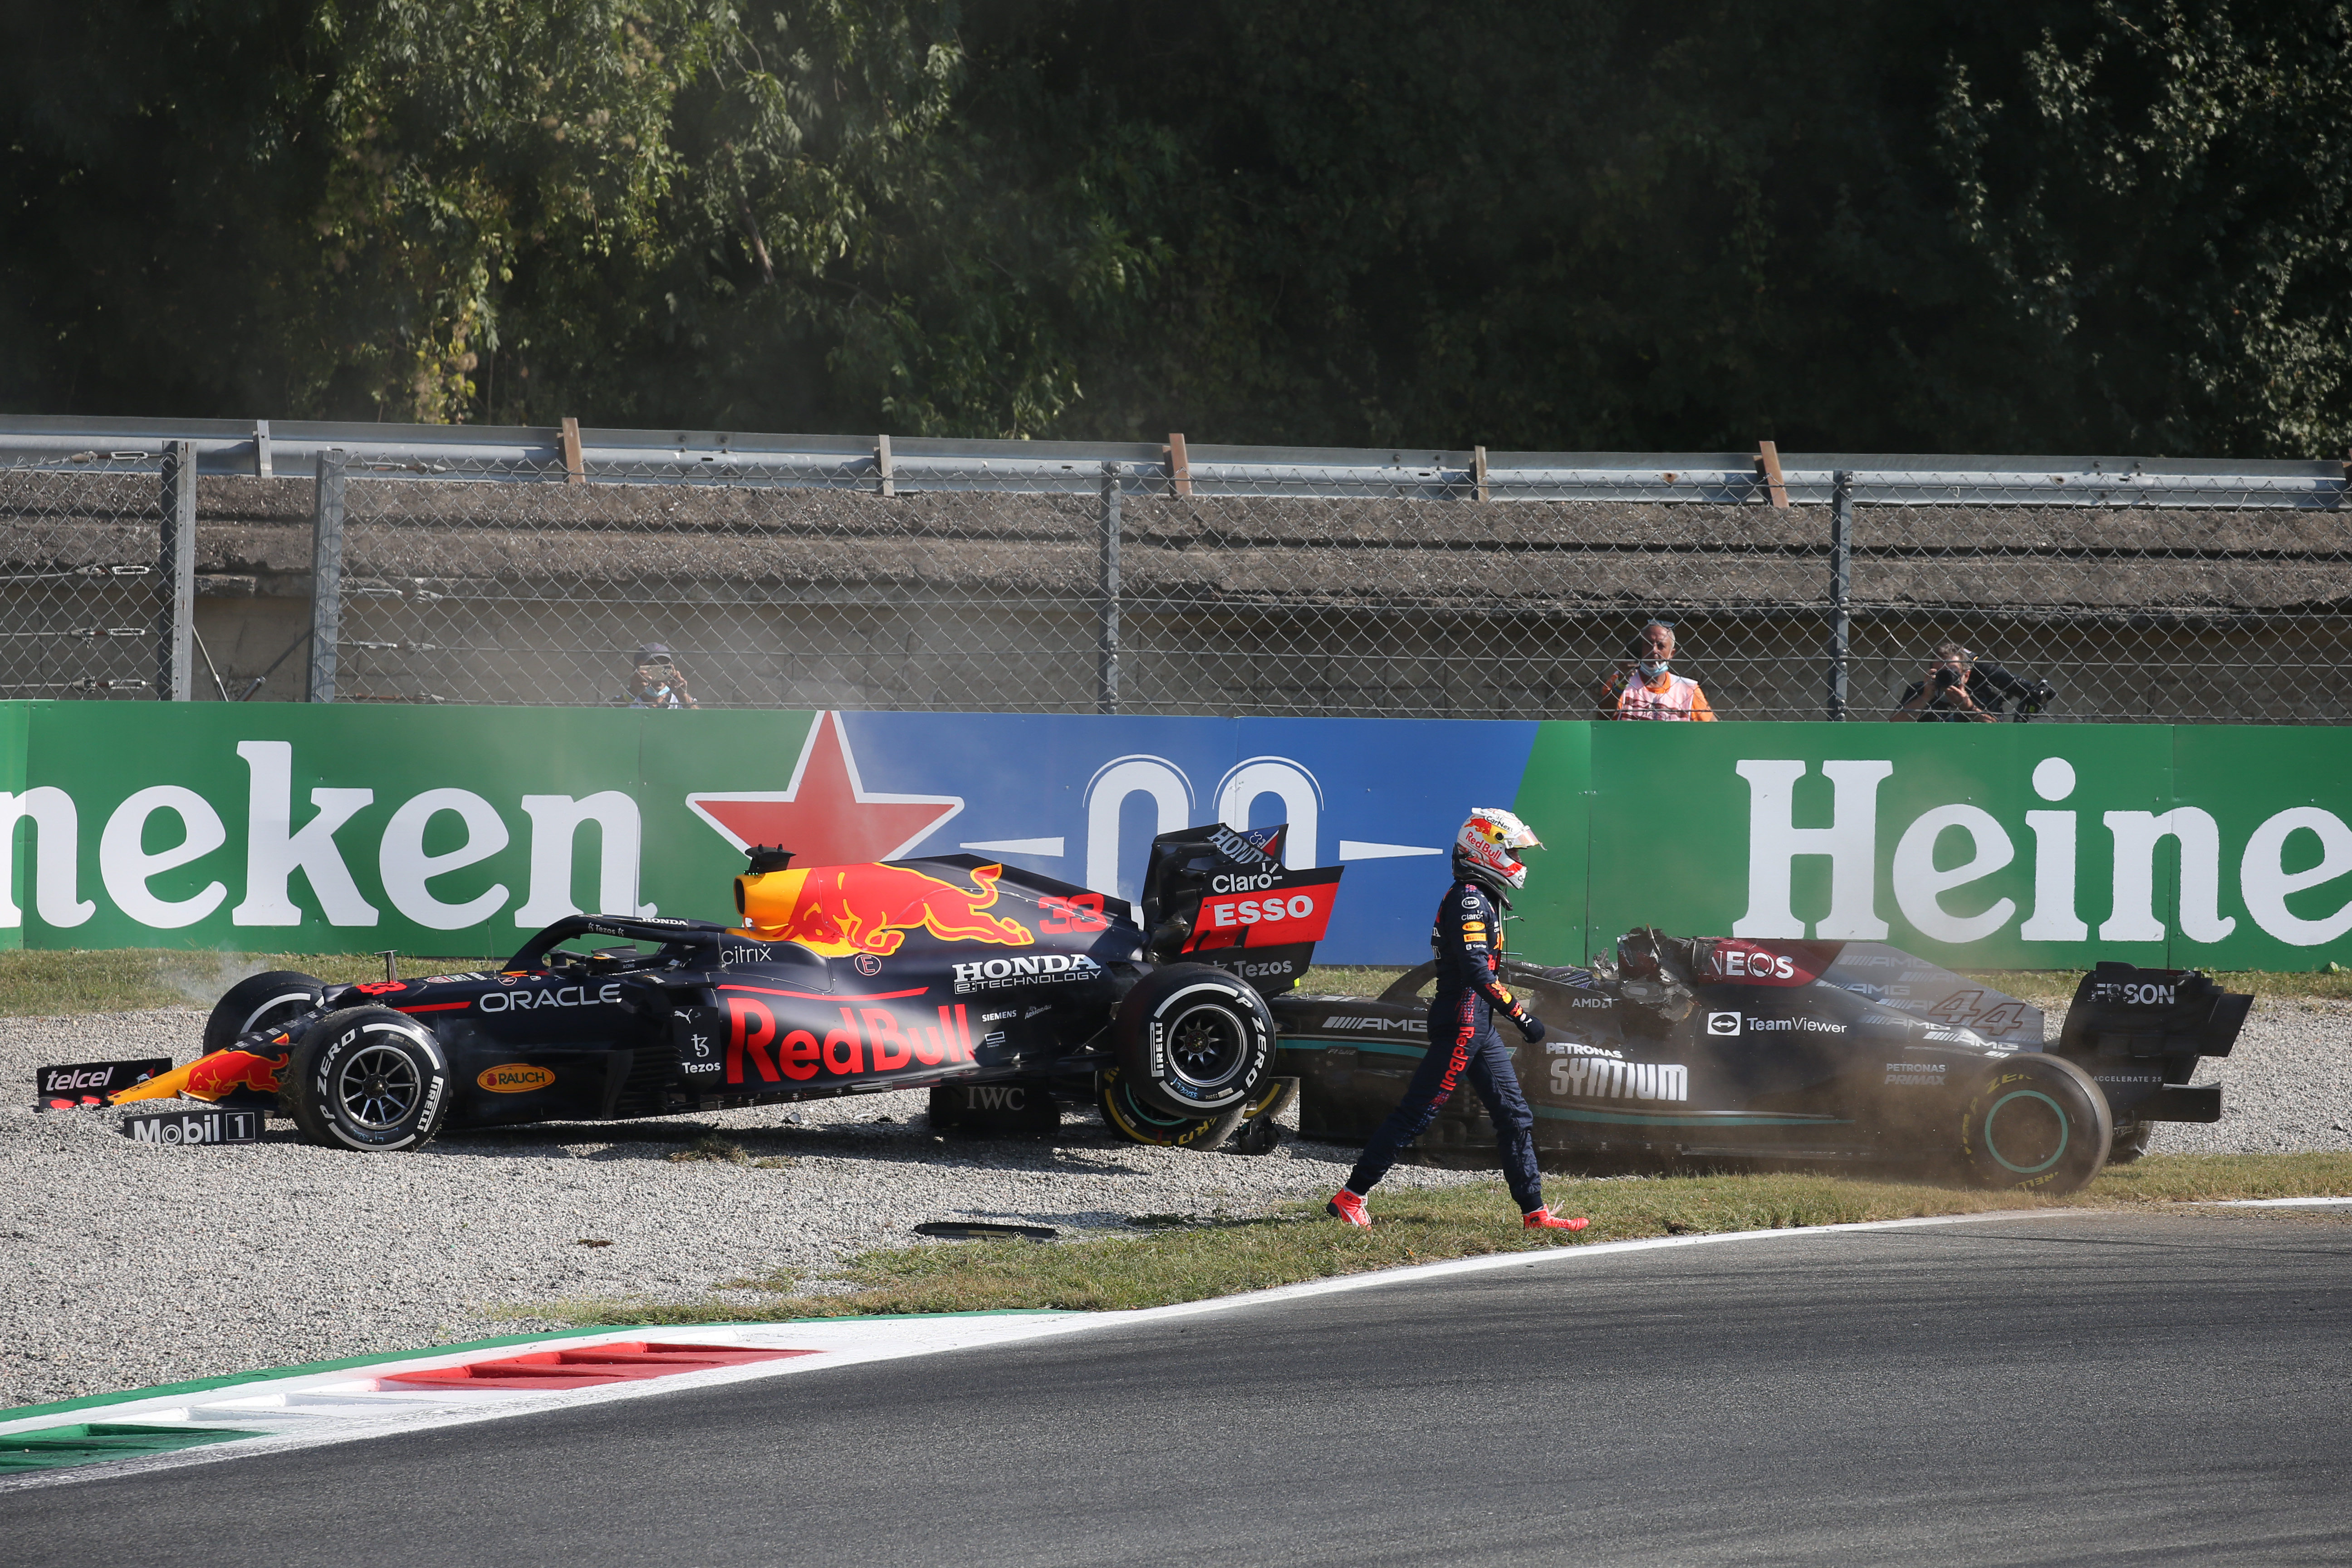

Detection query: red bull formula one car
xmin=117 ymin=825 xmax=1342 ymax=1154
xmin=1273 ymin=929 xmax=2251 ymax=1194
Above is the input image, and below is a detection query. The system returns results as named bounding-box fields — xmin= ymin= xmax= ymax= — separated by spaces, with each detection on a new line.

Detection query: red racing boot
xmin=1327 ymin=1189 xmax=1371 ymax=1228
xmin=1523 ymin=1207 xmax=1589 ymax=1231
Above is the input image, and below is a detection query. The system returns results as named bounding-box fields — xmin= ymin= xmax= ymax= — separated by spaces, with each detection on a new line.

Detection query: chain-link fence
xmin=0 ymin=453 xmax=180 ymax=699
xmin=3 ymin=423 xmax=2348 ymax=722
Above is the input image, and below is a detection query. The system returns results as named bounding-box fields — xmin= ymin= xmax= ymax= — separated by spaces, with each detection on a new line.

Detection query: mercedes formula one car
xmin=1273 ymin=929 xmax=2251 ymax=1194
xmin=114 ymin=824 xmax=1341 ymax=1155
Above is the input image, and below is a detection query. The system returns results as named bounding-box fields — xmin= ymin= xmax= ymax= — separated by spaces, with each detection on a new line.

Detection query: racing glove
xmin=1513 ymin=1009 xmax=1546 ymax=1046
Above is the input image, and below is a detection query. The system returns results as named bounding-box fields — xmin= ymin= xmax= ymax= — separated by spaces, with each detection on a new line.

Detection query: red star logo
xmin=686 ymin=712 xmax=963 ymax=865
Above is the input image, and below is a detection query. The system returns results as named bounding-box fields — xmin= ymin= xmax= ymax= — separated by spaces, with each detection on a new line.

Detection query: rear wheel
xmin=1112 ymin=965 xmax=1275 ymax=1119
xmin=1096 ymin=1068 xmax=1250 ymax=1150
xmin=1958 ymin=1054 xmax=2111 ymax=1195
xmin=284 ymin=1007 xmax=452 ymax=1152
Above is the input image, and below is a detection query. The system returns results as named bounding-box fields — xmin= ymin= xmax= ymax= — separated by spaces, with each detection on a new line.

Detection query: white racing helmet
xmin=1454 ymin=807 xmax=1543 ymax=892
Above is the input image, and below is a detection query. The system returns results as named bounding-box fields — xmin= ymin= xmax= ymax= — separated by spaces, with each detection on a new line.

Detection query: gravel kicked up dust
xmin=3 ymin=996 xmax=2345 ymax=1408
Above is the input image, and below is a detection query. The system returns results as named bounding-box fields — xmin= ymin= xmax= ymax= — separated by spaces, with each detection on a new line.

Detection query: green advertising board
xmin=6 ymin=704 xmax=818 ymax=955
xmin=1512 ymin=721 xmax=2352 ymax=972
xmin=0 ymin=702 xmax=2346 ymax=971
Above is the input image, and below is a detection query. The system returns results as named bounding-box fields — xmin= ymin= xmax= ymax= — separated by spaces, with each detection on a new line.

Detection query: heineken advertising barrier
xmin=0 ymin=703 xmax=2346 ymax=971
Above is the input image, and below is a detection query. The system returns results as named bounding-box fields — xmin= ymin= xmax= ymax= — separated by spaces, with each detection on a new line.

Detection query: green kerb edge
xmin=0 ymin=1424 xmax=266 ymax=1473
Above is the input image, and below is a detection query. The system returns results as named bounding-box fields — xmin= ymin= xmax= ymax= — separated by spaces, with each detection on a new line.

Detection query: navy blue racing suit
xmin=1345 ymin=875 xmax=1545 ymax=1212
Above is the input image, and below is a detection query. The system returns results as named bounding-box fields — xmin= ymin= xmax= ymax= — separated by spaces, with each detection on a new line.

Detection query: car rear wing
xmin=2058 ymin=961 xmax=2251 ymax=1078
xmin=2052 ymin=962 xmax=2252 ymax=1124
xmin=1137 ymin=822 xmax=1342 ymax=998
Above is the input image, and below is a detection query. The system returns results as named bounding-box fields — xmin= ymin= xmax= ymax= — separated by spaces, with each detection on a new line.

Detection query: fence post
xmin=156 ymin=440 xmax=196 ymax=700
xmin=1756 ymin=440 xmax=1790 ymax=509
xmin=308 ymin=450 xmax=346 ymax=703
xmin=1827 ymin=470 xmax=1853 ymax=720
xmin=1098 ymin=462 xmax=1122 ymax=713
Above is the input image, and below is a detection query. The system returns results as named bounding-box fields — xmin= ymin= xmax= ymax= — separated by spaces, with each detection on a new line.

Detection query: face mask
xmin=1638 ymin=659 xmax=1670 ymax=680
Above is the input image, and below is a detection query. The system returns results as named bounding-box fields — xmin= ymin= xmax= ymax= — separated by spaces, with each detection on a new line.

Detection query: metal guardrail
xmin=0 ymin=415 xmax=2343 ymax=506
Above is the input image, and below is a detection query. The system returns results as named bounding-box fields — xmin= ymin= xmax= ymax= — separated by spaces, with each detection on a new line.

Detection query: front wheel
xmin=1958 ymin=1054 xmax=2112 ymax=1196
xmin=203 ymin=970 xmax=328 ymax=1112
xmin=284 ymin=1007 xmax=452 ymax=1152
xmin=1111 ymin=965 xmax=1276 ymax=1119
xmin=203 ymin=970 xmax=328 ymax=1056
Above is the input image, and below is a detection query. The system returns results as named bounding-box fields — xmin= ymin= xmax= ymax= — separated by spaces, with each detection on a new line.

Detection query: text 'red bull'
xmin=723 ymin=1000 xmax=977 ymax=1086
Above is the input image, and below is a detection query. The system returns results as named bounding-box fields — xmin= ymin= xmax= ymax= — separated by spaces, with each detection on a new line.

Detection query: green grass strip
xmin=521 ymin=1153 xmax=2352 ymax=1330
xmin=0 ymin=950 xmax=507 ymax=1017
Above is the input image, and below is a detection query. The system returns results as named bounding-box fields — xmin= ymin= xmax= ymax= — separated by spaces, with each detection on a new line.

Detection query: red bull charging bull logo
xmin=107 ymin=1036 xmax=292 ymax=1107
xmin=735 ymin=862 xmax=1034 ymax=958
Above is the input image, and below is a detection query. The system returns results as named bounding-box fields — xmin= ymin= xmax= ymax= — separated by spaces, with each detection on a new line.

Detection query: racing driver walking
xmin=1328 ymin=809 xmax=1588 ymax=1232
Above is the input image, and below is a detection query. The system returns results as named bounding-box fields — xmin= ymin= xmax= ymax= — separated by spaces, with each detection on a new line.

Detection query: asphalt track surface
xmin=10 ymin=1209 xmax=2349 ymax=1567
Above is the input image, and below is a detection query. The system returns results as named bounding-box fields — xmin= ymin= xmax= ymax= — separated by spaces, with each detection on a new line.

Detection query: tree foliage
xmin=4 ymin=0 xmax=2351 ymax=456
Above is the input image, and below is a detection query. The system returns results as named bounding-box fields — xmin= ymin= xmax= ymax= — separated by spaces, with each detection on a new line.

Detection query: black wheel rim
xmin=1166 ymin=1003 xmax=1248 ymax=1093
xmin=336 ymin=1042 xmax=422 ymax=1130
xmin=1983 ymin=1088 xmax=2068 ymax=1175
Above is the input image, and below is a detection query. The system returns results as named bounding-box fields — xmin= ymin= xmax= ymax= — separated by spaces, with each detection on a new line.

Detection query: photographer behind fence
xmin=624 ymin=643 xmax=700 ymax=709
xmin=1597 ymin=620 xmax=1715 ymax=720
xmin=1891 ymin=642 xmax=2054 ymax=722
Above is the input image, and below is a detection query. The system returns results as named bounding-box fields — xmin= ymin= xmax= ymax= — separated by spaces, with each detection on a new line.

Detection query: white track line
xmin=5 ymin=1197 xmax=2342 ymax=1494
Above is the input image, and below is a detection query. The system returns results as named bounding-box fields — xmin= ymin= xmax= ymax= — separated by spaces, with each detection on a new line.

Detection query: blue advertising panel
xmin=839 ymin=713 xmax=1541 ymax=964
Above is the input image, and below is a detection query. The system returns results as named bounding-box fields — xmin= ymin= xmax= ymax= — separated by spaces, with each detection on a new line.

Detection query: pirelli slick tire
xmin=2108 ymin=1119 xmax=2155 ymax=1166
xmin=203 ymin=970 xmax=327 ymax=1057
xmin=1096 ymin=1067 xmax=1251 ymax=1150
xmin=285 ymin=1007 xmax=452 ymax=1153
xmin=1958 ymin=1054 xmax=2112 ymax=1196
xmin=1112 ymin=965 xmax=1277 ymax=1119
